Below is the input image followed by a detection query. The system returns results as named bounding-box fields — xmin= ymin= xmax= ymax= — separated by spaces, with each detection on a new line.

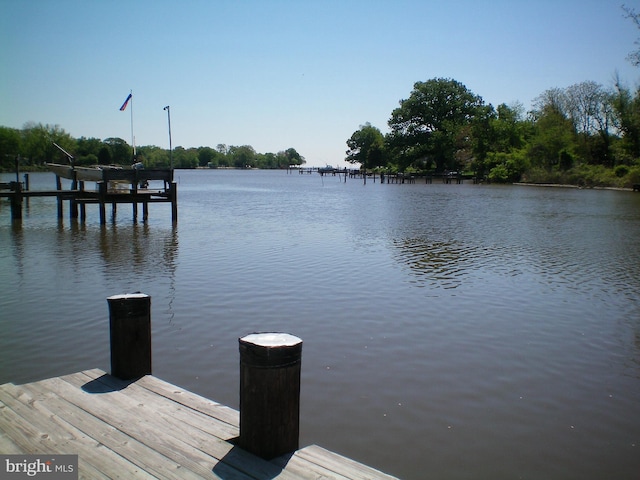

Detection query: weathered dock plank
xmin=4 ymin=377 xmax=187 ymax=479
xmin=34 ymin=374 xmax=249 ymax=479
xmin=135 ymin=374 xmax=240 ymax=427
xmin=292 ymin=446 xmax=399 ymax=480
xmin=0 ymin=370 xmax=398 ymax=479
xmin=0 ymin=385 xmax=143 ymax=479
xmin=272 ymin=448 xmax=353 ymax=480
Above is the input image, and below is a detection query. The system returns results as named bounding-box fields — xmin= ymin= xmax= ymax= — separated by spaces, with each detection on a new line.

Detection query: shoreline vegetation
xmin=3 ymin=157 xmax=639 ymax=193
xmin=514 ymin=183 xmax=636 ymax=191
xmin=3 ymin=72 xmax=640 ymax=190
xmin=3 ymin=164 xmax=638 ymax=192
xmin=6 ymin=75 xmax=640 ymax=191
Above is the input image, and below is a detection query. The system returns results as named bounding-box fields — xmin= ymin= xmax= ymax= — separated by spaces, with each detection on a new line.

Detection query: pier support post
xmin=238 ymin=332 xmax=302 ymax=459
xmin=170 ymin=182 xmax=178 ymax=223
xmin=98 ymin=182 xmax=106 ymax=224
xmin=70 ymin=173 xmax=78 ymax=219
xmin=56 ymin=176 xmax=64 ymax=219
xmin=70 ymin=199 xmax=78 ymax=219
xmin=79 ymin=181 xmax=86 ymax=222
xmin=107 ymin=293 xmax=152 ymax=380
xmin=9 ymin=182 xmax=22 ymax=222
xmin=132 ymin=183 xmax=138 ymax=223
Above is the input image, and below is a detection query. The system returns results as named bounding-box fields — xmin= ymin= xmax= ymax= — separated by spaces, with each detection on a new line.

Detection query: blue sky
xmin=2 ymin=0 xmax=639 ymax=166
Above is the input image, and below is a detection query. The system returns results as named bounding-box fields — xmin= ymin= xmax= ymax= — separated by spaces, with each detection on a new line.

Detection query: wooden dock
xmin=0 ymin=168 xmax=177 ymax=224
xmin=0 ymin=368 xmax=398 ymax=479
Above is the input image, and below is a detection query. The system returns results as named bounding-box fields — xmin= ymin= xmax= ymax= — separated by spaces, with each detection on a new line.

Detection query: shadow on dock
xmin=212 ymin=444 xmax=290 ymax=480
xmin=81 ymin=374 xmax=137 ymax=394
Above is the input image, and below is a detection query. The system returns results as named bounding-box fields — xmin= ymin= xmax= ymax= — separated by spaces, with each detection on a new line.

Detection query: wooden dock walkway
xmin=0 ymin=168 xmax=177 ymax=224
xmin=0 ymin=368 xmax=398 ymax=479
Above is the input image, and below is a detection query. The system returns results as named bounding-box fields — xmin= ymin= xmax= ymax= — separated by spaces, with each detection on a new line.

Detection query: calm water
xmin=1 ymin=170 xmax=639 ymax=479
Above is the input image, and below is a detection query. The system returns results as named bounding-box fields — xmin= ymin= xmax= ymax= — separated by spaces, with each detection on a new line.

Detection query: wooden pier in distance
xmin=0 ymin=369 xmax=397 ymax=479
xmin=0 ymin=168 xmax=177 ymax=224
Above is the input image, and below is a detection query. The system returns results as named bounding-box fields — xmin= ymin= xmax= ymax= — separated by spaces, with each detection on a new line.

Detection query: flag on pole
xmin=119 ymin=93 xmax=132 ymax=111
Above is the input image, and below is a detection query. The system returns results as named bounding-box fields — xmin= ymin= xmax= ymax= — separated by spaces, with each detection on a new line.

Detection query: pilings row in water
xmin=108 ymin=293 xmax=302 ymax=460
xmin=381 ymin=173 xmax=470 ymax=184
xmin=288 ymin=167 xmax=477 ymax=184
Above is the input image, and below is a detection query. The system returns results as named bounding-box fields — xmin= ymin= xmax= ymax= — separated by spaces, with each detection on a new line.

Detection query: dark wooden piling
xmin=131 ymin=182 xmax=138 ymax=223
xmin=238 ymin=332 xmax=303 ymax=460
xmin=70 ymin=173 xmax=79 ymax=219
xmin=9 ymin=181 xmax=22 ymax=221
xmin=98 ymin=181 xmax=107 ymax=224
xmin=169 ymin=182 xmax=178 ymax=222
xmin=79 ymin=181 xmax=86 ymax=221
xmin=107 ymin=293 xmax=152 ymax=380
xmin=55 ymin=175 xmax=64 ymax=219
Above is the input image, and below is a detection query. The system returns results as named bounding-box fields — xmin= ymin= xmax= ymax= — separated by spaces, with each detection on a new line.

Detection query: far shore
xmin=513 ymin=182 xmax=635 ymax=192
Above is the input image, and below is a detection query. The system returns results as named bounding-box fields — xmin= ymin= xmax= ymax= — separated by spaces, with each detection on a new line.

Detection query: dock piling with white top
xmin=238 ymin=332 xmax=303 ymax=459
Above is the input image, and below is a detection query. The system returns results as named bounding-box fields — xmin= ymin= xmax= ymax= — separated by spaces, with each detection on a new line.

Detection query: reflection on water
xmin=1 ymin=172 xmax=640 ymax=479
xmin=393 ymin=238 xmax=469 ymax=289
xmin=98 ymin=223 xmax=179 ymax=323
xmin=97 ymin=223 xmax=178 ymax=279
xmin=0 ymin=198 xmax=179 ymax=383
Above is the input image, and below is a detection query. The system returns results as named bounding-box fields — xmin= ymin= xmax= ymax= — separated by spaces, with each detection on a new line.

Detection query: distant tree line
xmin=346 ymin=76 xmax=640 ymax=187
xmin=0 ymin=122 xmax=306 ymax=172
xmin=344 ymin=7 xmax=640 ymax=187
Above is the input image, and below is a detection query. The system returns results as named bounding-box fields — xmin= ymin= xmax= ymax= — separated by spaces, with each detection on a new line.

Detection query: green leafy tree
xmin=97 ymin=146 xmax=112 ymax=165
xmin=103 ymin=137 xmax=131 ymax=164
xmin=491 ymin=103 xmax=528 ymax=152
xmin=22 ymin=122 xmax=75 ymax=165
xmin=564 ymin=81 xmax=616 ymax=166
xmin=75 ymin=137 xmax=104 ymax=166
xmin=345 ymin=123 xmax=386 ymax=170
xmin=526 ymin=104 xmax=577 ymax=171
xmin=387 ymin=78 xmax=488 ymax=172
xmin=282 ymin=147 xmax=305 ymax=167
xmin=275 ymin=151 xmax=289 ymax=168
xmin=485 ymin=150 xmax=529 ymax=183
xmin=471 ymin=103 xmax=532 ymax=179
xmin=172 ymin=146 xmax=198 ymax=168
xmin=197 ymin=146 xmax=218 ymax=167
xmin=228 ymin=145 xmax=256 ymax=168
xmin=258 ymin=152 xmax=278 ymax=168
xmin=137 ymin=145 xmax=169 ymax=167
xmin=0 ymin=126 xmax=21 ymax=170
xmin=612 ymin=77 xmax=640 ymax=159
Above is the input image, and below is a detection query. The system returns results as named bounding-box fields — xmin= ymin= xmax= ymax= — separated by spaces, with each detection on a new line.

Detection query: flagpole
xmin=163 ymin=106 xmax=173 ymax=170
xmin=130 ymin=89 xmax=136 ymax=162
xmin=119 ymin=92 xmax=134 ymax=162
